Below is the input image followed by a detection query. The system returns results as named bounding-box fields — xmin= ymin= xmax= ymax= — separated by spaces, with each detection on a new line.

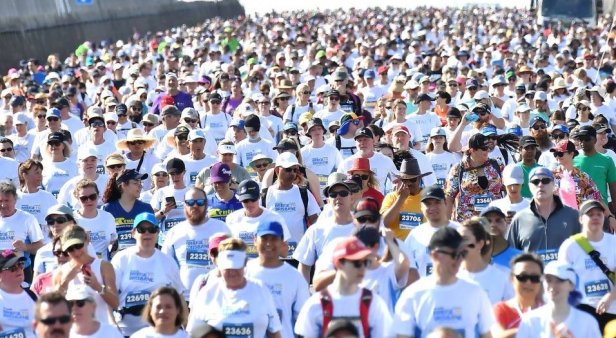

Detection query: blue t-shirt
xmin=102 ymin=200 xmax=154 ymax=250
xmin=206 ymin=193 xmax=242 ymax=222
xmin=492 ymin=246 xmax=523 ymax=270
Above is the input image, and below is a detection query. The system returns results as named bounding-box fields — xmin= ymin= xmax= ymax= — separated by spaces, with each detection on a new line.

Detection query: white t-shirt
xmin=314 ymin=108 xmax=346 ymax=131
xmin=235 ymin=138 xmax=277 ymax=168
xmin=393 ymin=277 xmax=494 ymax=338
xmin=404 ymin=222 xmax=460 ymax=277
xmin=301 ymin=143 xmax=343 ymax=200
xmin=112 ymin=247 xmax=185 ymax=336
xmin=516 ymin=304 xmax=601 ymax=338
xmin=179 ymin=155 xmax=217 ymax=186
xmin=41 ymin=159 xmax=79 ymax=198
xmin=426 ymin=151 xmax=461 ymax=186
xmin=262 ymin=114 xmax=284 ymax=140
xmin=16 ymin=189 xmax=57 ymax=240
xmin=187 ymin=279 xmax=282 ymax=338
xmin=406 ymin=112 xmax=441 ymax=150
xmin=558 ymin=233 xmax=616 ymax=313
xmin=0 ymin=157 xmax=19 ymax=186
xmin=202 ymin=112 xmax=231 ymax=143
xmin=150 ymin=186 xmax=190 ymax=236
xmin=130 ymin=327 xmax=189 ymax=338
xmin=57 ymin=174 xmax=109 ymax=209
xmin=284 ymin=103 xmax=314 ymax=124
xmin=161 ymin=218 xmax=230 ymax=301
xmin=457 ymin=264 xmax=514 ymax=304
xmin=0 ymin=209 xmax=44 ymax=251
xmin=245 ymin=261 xmax=311 ymax=338
xmin=339 ymin=152 xmax=399 ymax=193
xmin=325 ymin=135 xmax=356 ymax=160
xmin=69 ymin=323 xmax=123 ymax=338
xmin=8 ymin=133 xmax=34 ymax=163
xmin=265 ymin=185 xmax=321 ymax=244
xmin=225 ymin=208 xmax=291 ymax=258
xmin=74 ymin=210 xmax=118 ymax=260
xmin=487 ymin=197 xmax=530 ymax=218
xmin=124 ymin=152 xmax=159 ymax=191
xmin=293 ymin=218 xmax=355 ymax=266
xmin=0 ymin=289 xmax=36 ymax=338
xmin=294 ymin=285 xmax=393 ymax=338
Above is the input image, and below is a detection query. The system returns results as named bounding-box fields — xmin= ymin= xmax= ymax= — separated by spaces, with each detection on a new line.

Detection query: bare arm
xmin=305 ymin=169 xmax=324 ymax=208
xmin=383 ymin=229 xmax=410 ymax=283
xmin=312 ymin=270 xmax=336 ymax=292
xmin=447 ymin=111 xmax=473 ymax=153
xmin=445 ymin=196 xmax=455 ymax=220
xmin=298 ymin=263 xmax=311 ymax=284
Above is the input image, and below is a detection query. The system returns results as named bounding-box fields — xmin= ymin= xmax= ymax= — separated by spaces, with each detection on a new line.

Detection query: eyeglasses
xmin=53 ymin=250 xmax=69 ymax=258
xmin=241 ymin=198 xmax=258 ymax=203
xmin=38 ymin=315 xmax=71 ymax=326
xmin=342 ymin=259 xmax=370 ymax=268
xmin=434 ymin=249 xmax=467 ymax=260
xmin=48 ymin=141 xmax=62 ymax=147
xmin=302 ymin=91 xmax=310 ymax=95
xmin=532 ymin=125 xmax=546 ymax=130
xmin=551 ymin=133 xmax=566 ymax=140
xmin=78 ymin=193 xmax=97 ymax=203
xmin=253 ymin=162 xmax=269 ymax=169
xmin=209 ymin=100 xmax=222 ymax=105
xmin=185 ymin=199 xmax=206 ymax=207
xmin=154 ymin=172 xmax=169 ymax=177
xmin=2 ymin=261 xmax=24 ymax=272
xmin=577 ymin=106 xmax=590 ymax=111
xmin=514 ymin=274 xmax=542 ymax=283
xmin=475 ymin=109 xmax=488 ymax=116
xmin=530 ymin=177 xmax=553 ymax=185
xmin=283 ymin=167 xmax=299 ymax=173
xmin=184 ymin=118 xmax=198 ymax=124
xmin=329 ymin=97 xmax=340 ymax=101
xmin=176 ymin=135 xmax=188 ymax=141
xmin=278 ymin=97 xmax=289 ymax=101
xmin=128 ymin=140 xmax=146 ymax=146
xmin=130 ymin=106 xmax=142 ymax=111
xmin=328 ymin=190 xmax=350 ymax=198
xmin=448 ymin=83 xmax=458 ymax=87
xmin=47 ymin=117 xmax=60 ymax=122
xmin=37 ymin=114 xmax=45 ymax=119
xmin=106 ymin=164 xmax=125 ymax=170
xmin=553 ymin=151 xmax=566 ymax=158
xmin=356 ymin=215 xmax=378 ymax=224
xmin=46 ymin=217 xmax=68 ymax=225
xmin=106 ymin=121 xmax=117 ymax=125
xmin=353 ymin=174 xmax=369 ymax=181
xmin=65 ymin=243 xmax=84 ymax=253
xmin=136 ymin=226 xmax=160 ymax=234
xmin=89 ymin=121 xmax=104 ymax=128
xmin=143 ymin=122 xmax=155 ymax=127
xmin=70 ymin=299 xmax=89 ymax=308
xmin=0 ymin=148 xmax=13 ymax=153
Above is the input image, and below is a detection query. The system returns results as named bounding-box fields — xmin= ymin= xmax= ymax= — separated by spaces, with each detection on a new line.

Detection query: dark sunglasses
xmin=46 ymin=216 xmax=68 ymax=225
xmin=48 ymin=141 xmax=62 ymax=147
xmin=0 ymin=148 xmax=13 ymax=153
xmin=253 ymin=162 xmax=269 ymax=169
xmin=185 ymin=199 xmax=206 ymax=207
xmin=209 ymin=100 xmax=222 ymax=105
xmin=532 ymin=125 xmax=546 ymax=130
xmin=356 ymin=215 xmax=378 ymax=224
xmin=106 ymin=164 xmax=125 ymax=170
xmin=551 ymin=133 xmax=566 ymax=140
xmin=106 ymin=121 xmax=117 ymax=125
xmin=37 ymin=114 xmax=45 ymax=119
xmin=154 ymin=172 xmax=169 ymax=177
xmin=128 ymin=141 xmax=146 ymax=146
xmin=435 ymin=249 xmax=467 ymax=260
xmin=328 ymin=190 xmax=350 ymax=198
xmin=176 ymin=135 xmax=188 ymax=141
xmin=283 ymin=167 xmax=299 ymax=173
xmin=514 ymin=274 xmax=542 ymax=283
xmin=278 ymin=97 xmax=289 ymax=101
xmin=130 ymin=106 xmax=142 ymax=111
xmin=47 ymin=117 xmax=60 ymax=122
xmin=65 ymin=243 xmax=84 ymax=253
xmin=70 ymin=299 xmax=89 ymax=308
xmin=285 ymin=130 xmax=298 ymax=136
xmin=475 ymin=109 xmax=488 ymax=116
xmin=2 ymin=261 xmax=24 ymax=272
xmin=78 ymin=193 xmax=97 ymax=203
xmin=184 ymin=118 xmax=198 ymax=124
xmin=530 ymin=177 xmax=553 ymax=185
xmin=302 ymin=91 xmax=310 ymax=95
xmin=241 ymin=198 xmax=258 ymax=203
xmin=342 ymin=259 xmax=370 ymax=268
xmin=143 ymin=122 xmax=155 ymax=127
xmin=136 ymin=226 xmax=159 ymax=234
xmin=353 ymin=174 xmax=370 ymax=181
xmin=39 ymin=315 xmax=71 ymax=326
xmin=53 ymin=250 xmax=69 ymax=258
xmin=329 ymin=96 xmax=340 ymax=101
xmin=553 ymin=151 xmax=566 ymax=158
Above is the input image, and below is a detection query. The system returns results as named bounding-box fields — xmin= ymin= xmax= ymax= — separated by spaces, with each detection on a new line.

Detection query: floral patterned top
xmin=552 ymin=166 xmax=601 ymax=207
xmin=445 ymin=159 xmax=504 ymax=222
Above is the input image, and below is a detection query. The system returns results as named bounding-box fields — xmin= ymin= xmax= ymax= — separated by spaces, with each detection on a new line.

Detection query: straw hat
xmin=116 ymin=129 xmax=156 ymax=151
xmin=552 ymin=77 xmax=567 ymax=91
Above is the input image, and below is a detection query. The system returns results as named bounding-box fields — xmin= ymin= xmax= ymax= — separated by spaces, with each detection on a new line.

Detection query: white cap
xmin=65 ymin=285 xmax=94 ymax=301
xmin=404 ymin=80 xmax=420 ymax=90
xmin=217 ymin=250 xmax=247 ymax=270
xmin=275 ymin=152 xmax=300 ymax=168
xmin=104 ymin=112 xmax=118 ymax=122
xmin=544 ymin=260 xmax=576 ymax=284
xmin=77 ymin=146 xmax=99 ymax=161
xmin=429 ymin=127 xmax=447 ymax=138
xmin=181 ymin=107 xmax=199 ymax=120
xmin=473 ymin=90 xmax=490 ymax=100
xmin=534 ymin=91 xmax=548 ymax=101
xmin=516 ymin=104 xmax=532 ymax=113
xmin=188 ymin=129 xmax=205 ymax=141
xmin=151 ymin=163 xmax=166 ymax=176
xmin=218 ymin=143 xmax=236 ymax=155
xmin=13 ymin=113 xmax=28 ymax=125
xmin=502 ymin=164 xmax=524 ymax=186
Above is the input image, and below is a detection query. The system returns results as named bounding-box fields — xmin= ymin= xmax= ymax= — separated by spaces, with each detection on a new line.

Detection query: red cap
xmin=208 ymin=233 xmax=230 ymax=256
xmin=160 ymin=95 xmax=175 ymax=108
xmin=550 ymin=140 xmax=577 ymax=154
xmin=353 ymin=197 xmax=380 ymax=218
xmin=391 ymin=124 xmax=410 ymax=136
xmin=348 ymin=157 xmax=371 ymax=173
xmin=583 ymin=52 xmax=595 ymax=60
xmin=377 ymin=66 xmax=389 ymax=75
xmin=332 ymin=237 xmax=372 ymax=265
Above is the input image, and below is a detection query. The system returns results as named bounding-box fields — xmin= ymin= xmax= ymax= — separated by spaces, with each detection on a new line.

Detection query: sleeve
xmin=444 ymin=163 xmax=461 ymax=199
xmin=56 ymin=182 xmax=72 ymax=208
xmin=32 ymin=253 xmax=44 ymax=273
xmin=161 ymin=252 xmax=185 ymax=294
xmin=189 ymin=274 xmax=206 ymax=308
xmin=263 ymin=285 xmax=283 ymax=334
xmin=150 ymin=189 xmax=161 ymax=210
xmin=271 ymin=212 xmax=292 ymax=242
xmin=104 ymin=213 xmax=118 ymax=243
xmin=110 ymin=254 xmax=124 ymax=291
xmin=477 ymin=288 xmax=495 ymax=334
xmin=557 ymin=239 xmax=573 ymax=265
xmin=515 ymin=315 xmax=533 ymax=338
xmin=306 ymin=190 xmax=321 ymax=217
xmin=607 ymin=156 xmax=616 ymax=184
xmin=370 ymin=295 xmax=394 ymax=338
xmin=294 ymin=296 xmax=320 ymax=338
xmin=379 ymin=193 xmax=396 ymax=214
xmin=292 ymin=274 xmax=311 ymax=322
xmin=393 ymin=289 xmax=416 ymax=336
xmin=292 ymin=226 xmax=316 ymax=265
xmin=26 ymin=216 xmax=44 ymax=243
xmin=507 ymin=218 xmax=521 ymax=250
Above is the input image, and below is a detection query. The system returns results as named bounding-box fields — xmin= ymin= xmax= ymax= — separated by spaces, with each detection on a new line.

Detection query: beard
xmin=129 ymin=114 xmax=142 ymax=123
xmin=535 ymin=133 xmax=550 ymax=148
xmin=186 ymin=210 xmax=205 ymax=224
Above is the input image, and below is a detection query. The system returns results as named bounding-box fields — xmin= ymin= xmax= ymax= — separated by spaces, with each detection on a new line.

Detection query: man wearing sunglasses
xmin=33 ymin=292 xmax=72 ymax=338
xmin=0 ymin=250 xmax=38 ymax=338
xmin=395 ymin=226 xmax=494 ymax=338
xmin=508 ymin=167 xmax=581 ymax=265
xmin=529 ymin=115 xmax=552 ymax=153
xmin=161 ymin=187 xmax=230 ymax=302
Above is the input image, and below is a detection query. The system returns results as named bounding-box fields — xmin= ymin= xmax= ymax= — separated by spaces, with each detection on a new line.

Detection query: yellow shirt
xmin=380 ymin=191 xmax=423 ymax=240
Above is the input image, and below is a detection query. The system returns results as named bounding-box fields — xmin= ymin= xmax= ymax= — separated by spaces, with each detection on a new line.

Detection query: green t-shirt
xmin=519 ymin=162 xmax=540 ymax=198
xmin=573 ymin=152 xmax=616 ymax=203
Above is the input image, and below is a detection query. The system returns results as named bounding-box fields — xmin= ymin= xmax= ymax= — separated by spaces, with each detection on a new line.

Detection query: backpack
xmin=320 ymin=288 xmax=372 ymax=338
xmin=286 ymin=102 xmax=314 ymax=123
xmin=261 ymin=185 xmax=311 ymax=227
xmin=335 ymin=134 xmax=357 ymax=155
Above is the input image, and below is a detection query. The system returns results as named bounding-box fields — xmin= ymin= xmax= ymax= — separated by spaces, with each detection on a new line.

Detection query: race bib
xmin=286 ymin=241 xmax=297 ymax=259
xmin=125 ymin=291 xmax=150 ymax=307
xmin=164 ymin=218 xmax=182 ymax=231
xmin=473 ymin=194 xmax=493 ymax=212
xmin=399 ymin=212 xmax=422 ymax=230
xmin=536 ymin=249 xmax=558 ymax=264
xmin=96 ymin=165 xmax=105 ymax=174
xmin=585 ymin=280 xmax=610 ymax=297
xmin=426 ymin=263 xmax=433 ymax=276
xmin=223 ymin=323 xmax=254 ymax=338
xmin=0 ymin=328 xmax=27 ymax=338
xmin=318 ymin=175 xmax=328 ymax=188
xmin=190 ymin=172 xmax=197 ymax=184
xmin=117 ymin=226 xmax=135 ymax=249
xmin=186 ymin=251 xmax=211 ymax=266
xmin=436 ymin=178 xmax=446 ymax=187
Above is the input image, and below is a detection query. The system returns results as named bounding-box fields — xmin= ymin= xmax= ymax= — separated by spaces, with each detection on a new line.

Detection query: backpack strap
xmin=299 ymin=186 xmax=310 ymax=227
xmin=499 ymin=147 xmax=509 ymax=165
xmin=23 ymin=287 xmax=38 ymax=301
xmin=320 ymin=289 xmax=333 ymax=338
xmin=260 ymin=187 xmax=269 ymax=208
xmin=572 ymin=233 xmax=616 ymax=284
xmin=288 ymin=104 xmax=296 ymax=123
xmin=360 ymin=288 xmax=373 ymax=338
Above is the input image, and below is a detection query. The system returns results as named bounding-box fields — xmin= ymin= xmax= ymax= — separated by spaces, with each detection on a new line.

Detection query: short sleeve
xmin=393 ymin=290 xmax=417 ymax=336
xmin=444 ymin=163 xmax=462 ymax=199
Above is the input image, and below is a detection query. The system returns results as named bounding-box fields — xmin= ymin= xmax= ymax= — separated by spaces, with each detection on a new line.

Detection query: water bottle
xmin=465 ymin=113 xmax=479 ymax=122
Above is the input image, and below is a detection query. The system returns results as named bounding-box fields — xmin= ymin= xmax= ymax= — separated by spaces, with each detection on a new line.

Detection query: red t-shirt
xmin=493 ymin=301 xmax=540 ymax=330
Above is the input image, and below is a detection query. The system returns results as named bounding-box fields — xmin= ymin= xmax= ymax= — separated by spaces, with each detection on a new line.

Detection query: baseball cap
xmin=420 ymin=184 xmax=446 ymax=202
xmin=579 ymin=200 xmax=605 ymax=216
xmin=430 ymin=127 xmax=447 ymax=138
xmin=47 ymin=131 xmax=64 ymax=143
xmin=166 ymin=158 xmax=186 ymax=174
xmin=392 ymin=125 xmax=410 ymax=136
xmin=575 ymin=125 xmax=597 ymax=138
xmin=65 ymin=286 xmax=94 ymax=301
xmin=116 ymin=169 xmax=149 ymax=184
xmin=217 ymin=250 xmax=247 ymax=270
xmin=324 ymin=172 xmax=351 ymax=197
xmin=230 ymin=118 xmax=245 ymax=129
xmin=77 ymin=146 xmax=99 ymax=161
xmin=273 ymin=139 xmax=299 ymax=151
xmin=363 ymin=70 xmax=376 ymax=79
xmin=275 ymin=152 xmax=300 ymax=168
xmin=415 ymin=93 xmax=434 ymax=104
xmin=534 ymin=91 xmax=548 ymax=101
xmin=256 ymin=221 xmax=284 ymax=239
xmin=332 ymin=237 xmax=372 ymax=265
xmin=354 ymin=127 xmax=374 ymax=140
xmin=0 ymin=250 xmax=25 ymax=271
xmin=353 ymin=226 xmax=380 ymax=248
xmin=133 ymin=212 xmax=158 ymax=229
xmin=60 ymin=226 xmax=88 ymax=252
xmin=188 ymin=129 xmax=205 ymax=142
xmin=210 ymin=162 xmax=232 ymax=183
xmin=550 ymin=140 xmax=577 ymax=155
xmin=46 ymin=204 xmax=74 ymax=218
xmin=480 ymin=206 xmax=506 ymax=218
xmin=46 ymin=108 xmax=61 ymax=119
xmin=13 ymin=113 xmax=28 ymax=125
xmin=551 ymin=124 xmax=569 ymax=134
xmin=237 ymin=179 xmax=260 ymax=202
xmin=161 ymin=105 xmax=180 ymax=116
xmin=218 ymin=143 xmax=236 ymax=155
xmin=481 ymin=124 xmax=497 ymax=136
xmin=208 ymin=233 xmax=230 ymax=256
xmin=519 ymin=136 xmax=538 ymax=148
xmin=502 ymin=164 xmax=524 ymax=186
xmin=428 ymin=227 xmax=464 ymax=251
xmin=283 ymin=122 xmax=298 ymax=132
xmin=529 ymin=166 xmax=554 ymax=181
xmin=353 ymin=197 xmax=380 ymax=219
xmin=544 ymin=260 xmax=576 ymax=284
xmin=529 ymin=116 xmax=547 ymax=128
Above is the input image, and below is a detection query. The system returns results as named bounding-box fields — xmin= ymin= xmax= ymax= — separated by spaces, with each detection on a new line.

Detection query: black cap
xmin=575 ymin=125 xmax=596 ymax=138
xmin=244 ymin=114 xmax=261 ymax=132
xmin=116 ymin=103 xmax=128 ymax=115
xmin=446 ymin=107 xmax=462 ymax=118
xmin=353 ymin=225 xmax=380 ymax=248
xmin=237 ymin=179 xmax=260 ymax=201
xmin=273 ymin=138 xmax=299 ymax=151
xmin=174 ymin=125 xmax=190 ymax=136
xmin=9 ymin=96 xmax=25 ymax=107
xmin=420 ymin=184 xmax=446 ymax=202
xmin=519 ymin=136 xmax=538 ymax=148
xmin=166 ymin=158 xmax=186 ymax=174
xmin=47 ymin=131 xmax=64 ymax=143
xmin=54 ymin=97 xmax=70 ymax=108
xmin=116 ymin=169 xmax=149 ymax=184
xmin=480 ymin=206 xmax=506 ymax=218
xmin=307 ymin=118 xmax=325 ymax=133
xmin=325 ymin=89 xmax=341 ymax=98
xmin=208 ymin=92 xmax=222 ymax=101
xmin=415 ymin=93 xmax=434 ymax=104
xmin=354 ymin=127 xmax=374 ymax=140
xmin=472 ymin=102 xmax=491 ymax=114
xmin=429 ymin=227 xmax=464 ymax=251
xmin=468 ymin=133 xmax=488 ymax=149
xmin=0 ymin=250 xmax=26 ymax=271
xmin=594 ymin=123 xmax=610 ymax=134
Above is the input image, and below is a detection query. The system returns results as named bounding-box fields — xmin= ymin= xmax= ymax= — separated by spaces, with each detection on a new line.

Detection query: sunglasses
xmin=130 ymin=106 xmax=142 ymax=111
xmin=106 ymin=164 xmax=125 ymax=170
xmin=532 ymin=125 xmax=547 ymax=130
xmin=467 ymin=243 xmax=476 ymax=249
xmin=514 ymin=274 xmax=542 ymax=283
xmin=553 ymin=151 xmax=566 ymax=158
xmin=48 ymin=141 xmax=62 ymax=147
xmin=329 ymin=97 xmax=340 ymax=101
xmin=328 ymin=190 xmax=350 ymax=198
xmin=106 ymin=121 xmax=117 ymax=125
xmin=176 ymin=135 xmax=188 ymax=141
xmin=342 ymin=259 xmax=370 ymax=268
xmin=184 ymin=118 xmax=198 ymax=124
xmin=46 ymin=216 xmax=68 ymax=225
xmin=185 ymin=199 xmax=206 ymax=207
xmin=37 ymin=114 xmax=45 ymax=119
xmin=285 ymin=130 xmax=298 ymax=136
xmin=53 ymin=250 xmax=69 ymax=258
xmin=278 ymin=97 xmax=289 ymax=101
xmin=551 ymin=133 xmax=566 ymax=140
xmin=356 ymin=215 xmax=378 ymax=224
xmin=2 ymin=261 xmax=24 ymax=272
xmin=47 ymin=117 xmax=60 ymax=122
xmin=577 ymin=106 xmax=589 ymax=111
xmin=435 ymin=249 xmax=467 ymax=260
xmin=253 ymin=162 xmax=269 ymax=169
xmin=154 ymin=172 xmax=169 ymax=177
xmin=475 ymin=110 xmax=488 ymax=116
xmin=302 ymin=91 xmax=311 ymax=95
xmin=530 ymin=177 xmax=553 ymax=185
xmin=136 ymin=226 xmax=160 ymax=234
xmin=0 ymin=148 xmax=13 ymax=153
xmin=70 ymin=299 xmax=89 ymax=308
xmin=448 ymin=83 xmax=458 ymax=87
xmin=78 ymin=193 xmax=97 ymax=203
xmin=128 ymin=141 xmax=147 ymax=147
xmin=353 ymin=174 xmax=369 ymax=181
xmin=241 ymin=198 xmax=258 ymax=203
xmin=39 ymin=315 xmax=71 ymax=326
xmin=65 ymin=243 xmax=84 ymax=253
xmin=283 ymin=167 xmax=299 ymax=173
xmin=143 ymin=122 xmax=155 ymax=127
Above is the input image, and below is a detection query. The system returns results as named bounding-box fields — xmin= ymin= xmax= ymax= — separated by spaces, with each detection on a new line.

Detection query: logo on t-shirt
xmin=311 ymin=157 xmax=328 ymax=166
xmin=274 ymin=202 xmax=296 ymax=213
xmin=129 ymin=271 xmax=154 ymax=283
xmin=0 ymin=231 xmax=16 ymax=241
xmin=433 ymin=306 xmax=462 ymax=322
xmin=2 ymin=307 xmax=29 ymax=320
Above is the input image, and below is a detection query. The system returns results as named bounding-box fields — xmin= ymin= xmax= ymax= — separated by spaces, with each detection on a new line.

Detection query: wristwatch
xmin=98 ymin=285 xmax=106 ymax=296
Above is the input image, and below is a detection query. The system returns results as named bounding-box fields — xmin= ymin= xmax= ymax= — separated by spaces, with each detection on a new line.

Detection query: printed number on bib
xmin=537 ymin=249 xmax=558 ymax=264
xmin=286 ymin=241 xmax=297 ymax=258
xmin=426 ymin=263 xmax=433 ymax=276
xmin=436 ymin=178 xmax=446 ymax=187
xmin=117 ymin=230 xmax=135 ymax=248
xmin=125 ymin=291 xmax=150 ymax=307
xmin=473 ymin=194 xmax=493 ymax=212
xmin=165 ymin=219 xmax=181 ymax=231
xmin=186 ymin=251 xmax=210 ymax=266
xmin=0 ymin=328 xmax=26 ymax=338
xmin=223 ymin=323 xmax=254 ymax=338
xmin=190 ymin=173 xmax=197 ymax=184
xmin=399 ymin=212 xmax=422 ymax=230
xmin=585 ymin=280 xmax=611 ymax=297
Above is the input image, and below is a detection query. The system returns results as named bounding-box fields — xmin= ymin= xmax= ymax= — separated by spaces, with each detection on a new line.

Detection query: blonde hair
xmin=218 ymin=238 xmax=247 ymax=252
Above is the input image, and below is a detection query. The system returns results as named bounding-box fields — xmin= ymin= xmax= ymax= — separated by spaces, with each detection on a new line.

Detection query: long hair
xmin=102 ymin=172 xmax=122 ymax=203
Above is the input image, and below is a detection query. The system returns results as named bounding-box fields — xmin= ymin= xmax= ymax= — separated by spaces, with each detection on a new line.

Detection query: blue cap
xmin=529 ymin=166 xmax=554 ymax=180
xmin=230 ymin=118 xmax=245 ymax=129
xmin=363 ymin=70 xmax=376 ymax=79
xmin=466 ymin=79 xmax=479 ymax=88
xmin=481 ymin=124 xmax=498 ymax=136
xmin=133 ymin=212 xmax=158 ymax=229
xmin=507 ymin=125 xmax=523 ymax=136
xmin=551 ymin=124 xmax=569 ymax=134
xmin=529 ymin=115 xmax=547 ymax=128
xmin=283 ymin=122 xmax=298 ymax=131
xmin=256 ymin=221 xmax=284 ymax=238
xmin=46 ymin=107 xmax=61 ymax=119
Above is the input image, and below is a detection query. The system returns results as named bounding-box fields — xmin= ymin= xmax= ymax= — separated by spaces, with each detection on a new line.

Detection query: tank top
xmin=66 ymin=258 xmax=113 ymax=324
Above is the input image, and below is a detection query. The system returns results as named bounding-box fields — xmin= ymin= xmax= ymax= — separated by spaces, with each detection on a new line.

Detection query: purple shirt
xmin=152 ymin=91 xmax=194 ymax=114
